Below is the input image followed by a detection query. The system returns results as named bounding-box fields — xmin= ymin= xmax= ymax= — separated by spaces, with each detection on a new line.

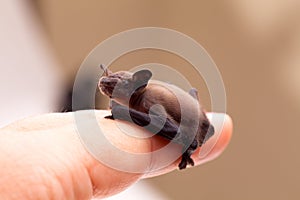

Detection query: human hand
xmin=0 ymin=110 xmax=232 ymax=199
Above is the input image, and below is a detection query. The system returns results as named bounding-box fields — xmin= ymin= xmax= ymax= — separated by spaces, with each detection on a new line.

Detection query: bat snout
xmin=99 ymin=77 xmax=114 ymax=85
xmin=98 ymin=77 xmax=117 ymax=97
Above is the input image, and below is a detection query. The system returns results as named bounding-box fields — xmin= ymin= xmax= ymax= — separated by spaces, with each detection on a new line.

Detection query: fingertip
xmin=143 ymin=113 xmax=233 ymax=177
xmin=194 ymin=113 xmax=233 ymax=164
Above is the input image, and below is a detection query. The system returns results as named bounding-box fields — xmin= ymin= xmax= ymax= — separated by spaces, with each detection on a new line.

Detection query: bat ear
xmin=132 ymin=69 xmax=152 ymax=84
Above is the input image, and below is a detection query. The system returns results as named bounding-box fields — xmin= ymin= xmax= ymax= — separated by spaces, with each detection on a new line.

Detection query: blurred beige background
xmin=31 ymin=0 xmax=300 ymax=199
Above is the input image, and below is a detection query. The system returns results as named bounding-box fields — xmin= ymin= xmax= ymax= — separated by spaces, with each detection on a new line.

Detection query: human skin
xmin=0 ymin=111 xmax=232 ymax=199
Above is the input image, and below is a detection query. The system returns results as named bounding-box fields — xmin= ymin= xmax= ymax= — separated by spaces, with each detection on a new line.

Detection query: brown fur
xmin=98 ymin=68 xmax=214 ymax=169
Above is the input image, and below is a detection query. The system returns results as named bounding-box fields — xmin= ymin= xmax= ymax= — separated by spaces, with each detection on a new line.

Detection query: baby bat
xmin=98 ymin=65 xmax=214 ymax=170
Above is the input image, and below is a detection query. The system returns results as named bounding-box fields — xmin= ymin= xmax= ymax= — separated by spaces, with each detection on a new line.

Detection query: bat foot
xmin=104 ymin=115 xmax=114 ymax=120
xmin=179 ymin=159 xmax=187 ymax=170
xmin=178 ymin=153 xmax=195 ymax=170
xmin=178 ymin=140 xmax=198 ymax=170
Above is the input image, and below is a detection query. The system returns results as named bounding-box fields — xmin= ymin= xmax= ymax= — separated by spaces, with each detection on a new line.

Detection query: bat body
xmin=98 ymin=66 xmax=214 ymax=169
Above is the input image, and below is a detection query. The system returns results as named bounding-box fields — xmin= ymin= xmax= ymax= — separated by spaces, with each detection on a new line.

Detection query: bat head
xmin=99 ymin=68 xmax=152 ymax=106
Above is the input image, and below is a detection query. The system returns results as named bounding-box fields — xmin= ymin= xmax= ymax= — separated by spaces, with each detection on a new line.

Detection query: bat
xmin=98 ymin=65 xmax=214 ymax=170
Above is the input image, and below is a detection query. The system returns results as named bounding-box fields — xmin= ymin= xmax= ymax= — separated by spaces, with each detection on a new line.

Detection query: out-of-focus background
xmin=1 ymin=0 xmax=300 ymax=199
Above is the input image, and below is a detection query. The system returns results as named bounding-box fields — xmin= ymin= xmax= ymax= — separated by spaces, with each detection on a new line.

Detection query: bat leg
xmin=110 ymin=105 xmax=180 ymax=140
xmin=199 ymin=117 xmax=215 ymax=145
xmin=189 ymin=88 xmax=199 ymax=101
xmin=109 ymin=100 xmax=120 ymax=109
xmin=178 ymin=139 xmax=198 ymax=170
xmin=108 ymin=105 xmax=199 ymax=170
xmin=104 ymin=100 xmax=122 ymax=119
